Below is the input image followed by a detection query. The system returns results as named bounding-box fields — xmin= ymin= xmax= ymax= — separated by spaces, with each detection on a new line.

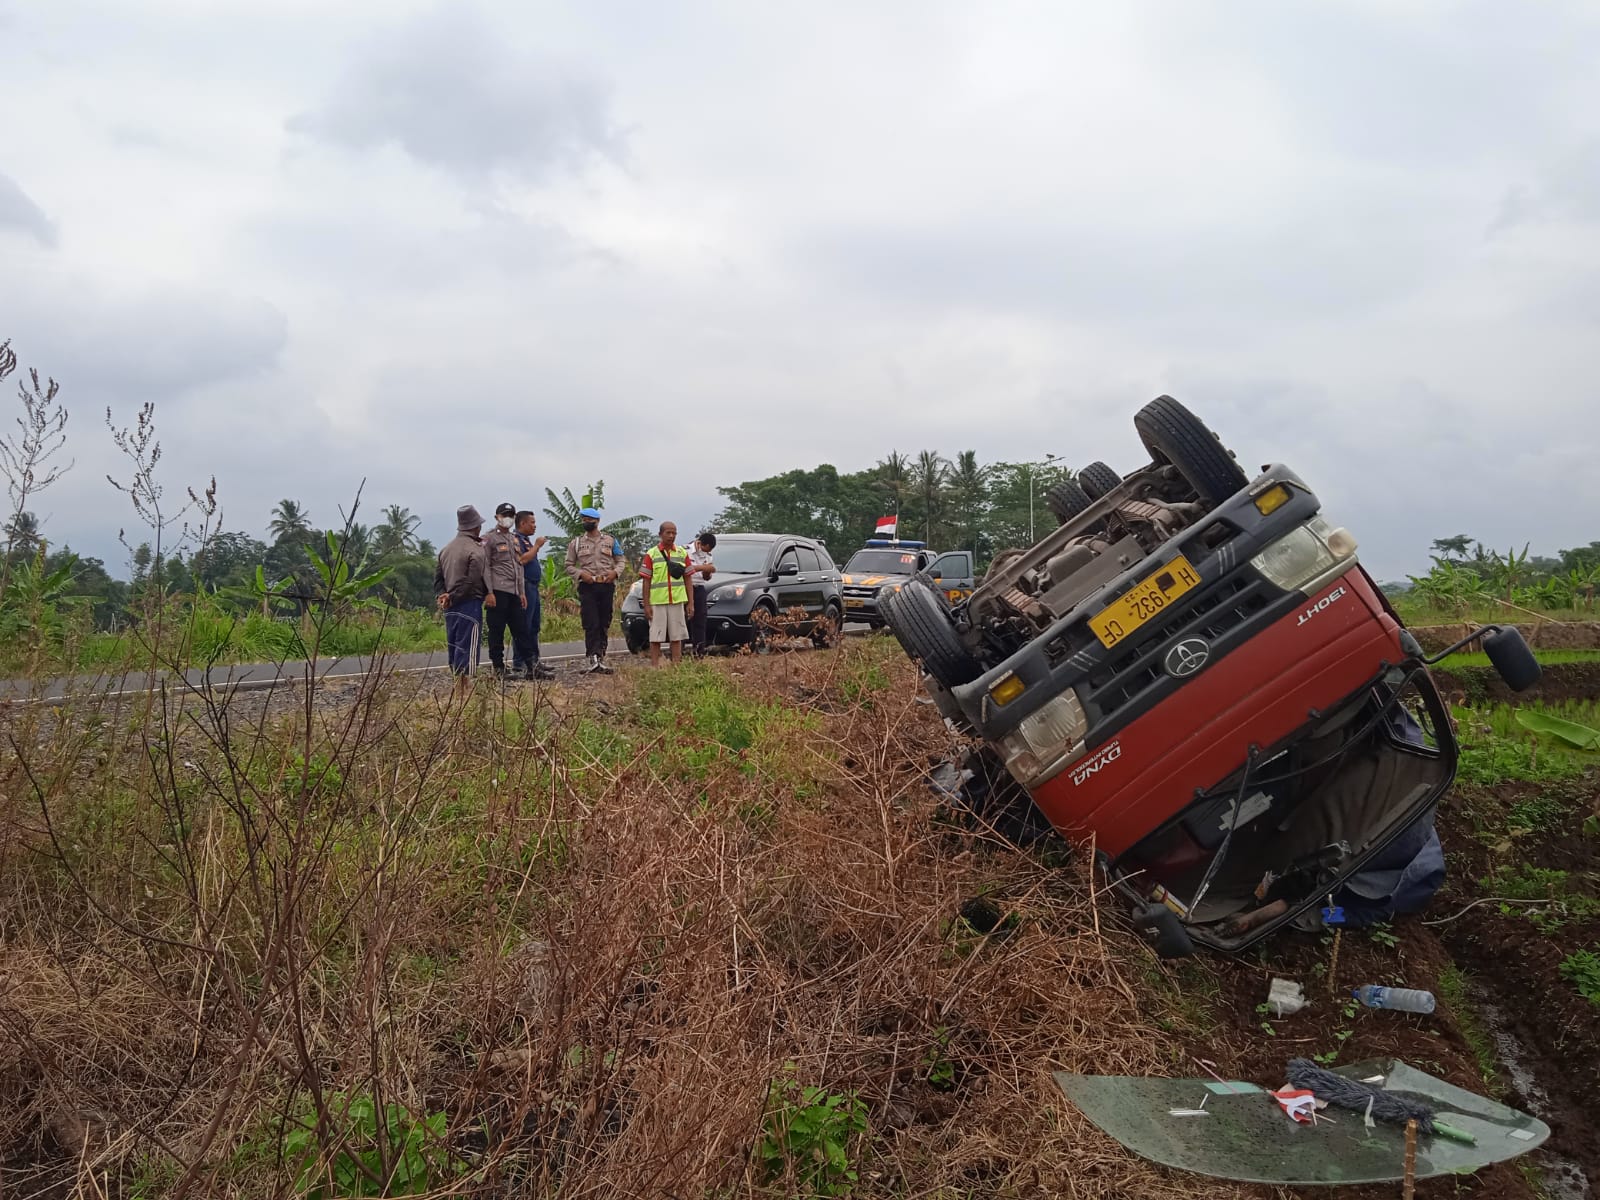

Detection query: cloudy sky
xmin=3 ymin=0 xmax=1598 ymax=579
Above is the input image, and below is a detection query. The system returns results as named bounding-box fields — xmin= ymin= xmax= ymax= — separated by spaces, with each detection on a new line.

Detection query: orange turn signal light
xmin=1253 ymin=484 xmax=1292 ymax=516
xmin=990 ymin=674 xmax=1026 ymax=706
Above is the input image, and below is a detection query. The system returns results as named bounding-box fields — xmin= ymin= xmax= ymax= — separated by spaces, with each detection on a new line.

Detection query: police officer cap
xmin=494 ymin=501 xmax=517 ymax=517
xmin=579 ymin=506 xmax=602 ymax=519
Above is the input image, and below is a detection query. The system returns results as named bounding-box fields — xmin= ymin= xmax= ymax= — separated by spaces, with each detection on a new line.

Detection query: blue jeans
xmin=444 ymin=599 xmax=483 ymax=675
xmin=514 ymin=595 xmax=542 ymax=670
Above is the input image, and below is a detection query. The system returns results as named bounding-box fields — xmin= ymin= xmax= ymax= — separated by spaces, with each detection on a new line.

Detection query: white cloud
xmin=286 ymin=4 xmax=624 ymax=183
xmin=0 ymin=170 xmax=57 ymax=246
xmin=0 ymin=0 xmax=1597 ymax=579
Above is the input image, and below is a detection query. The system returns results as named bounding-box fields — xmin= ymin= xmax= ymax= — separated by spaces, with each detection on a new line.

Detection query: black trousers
xmin=578 ymin=581 xmax=615 ymax=658
xmin=485 ymin=590 xmax=530 ymax=670
xmin=690 ymin=584 xmax=709 ymax=652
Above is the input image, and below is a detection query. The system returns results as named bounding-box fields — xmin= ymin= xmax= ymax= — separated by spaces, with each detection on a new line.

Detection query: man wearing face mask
xmin=564 ymin=505 xmax=626 ymax=674
xmin=482 ymin=502 xmax=530 ymax=679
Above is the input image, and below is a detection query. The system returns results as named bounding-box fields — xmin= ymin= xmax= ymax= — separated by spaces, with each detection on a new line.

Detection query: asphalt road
xmin=0 ymin=636 xmax=624 ymax=706
xmin=1 ymin=624 xmax=876 ymax=706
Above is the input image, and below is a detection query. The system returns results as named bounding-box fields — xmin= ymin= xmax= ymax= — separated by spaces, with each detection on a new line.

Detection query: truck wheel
xmin=1045 ymin=478 xmax=1094 ymax=526
xmin=1078 ymin=461 xmax=1122 ymax=500
xmin=625 ymin=622 xmax=648 ymax=654
xmin=883 ymin=579 xmax=981 ymax=688
xmin=1133 ymin=395 xmax=1249 ymax=506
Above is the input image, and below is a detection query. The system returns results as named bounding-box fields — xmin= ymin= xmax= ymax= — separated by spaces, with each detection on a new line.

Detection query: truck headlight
xmin=1250 ymin=516 xmax=1358 ymax=592
xmin=998 ymin=692 xmax=1088 ymax=784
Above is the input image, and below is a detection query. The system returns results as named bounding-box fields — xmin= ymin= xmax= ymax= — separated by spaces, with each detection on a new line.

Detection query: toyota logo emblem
xmin=1164 ymin=638 xmax=1210 ymax=679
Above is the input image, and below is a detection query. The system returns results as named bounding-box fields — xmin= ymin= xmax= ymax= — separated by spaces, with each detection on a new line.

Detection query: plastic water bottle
xmin=1353 ymin=985 xmax=1435 ymax=1014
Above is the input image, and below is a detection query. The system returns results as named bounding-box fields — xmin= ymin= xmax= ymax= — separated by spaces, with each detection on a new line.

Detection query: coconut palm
xmin=911 ymin=449 xmax=951 ymax=543
xmin=374 ymin=504 xmax=421 ymax=557
xmin=268 ymin=499 xmax=313 ymax=545
xmin=949 ymin=450 xmax=989 ymax=553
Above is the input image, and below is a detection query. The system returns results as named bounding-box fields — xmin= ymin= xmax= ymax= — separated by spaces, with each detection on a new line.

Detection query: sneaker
xmin=592 ymin=658 xmax=614 ymax=675
xmin=583 ymin=655 xmax=599 ymax=674
xmin=531 ymin=663 xmax=556 ymax=680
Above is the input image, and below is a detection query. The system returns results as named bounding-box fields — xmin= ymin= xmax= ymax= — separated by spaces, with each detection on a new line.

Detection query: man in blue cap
xmin=564 ymin=505 xmax=626 ymax=673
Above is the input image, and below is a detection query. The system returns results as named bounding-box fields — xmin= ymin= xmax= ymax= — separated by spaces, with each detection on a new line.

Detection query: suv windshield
xmin=708 ymin=540 xmax=776 ymax=575
xmin=846 ymin=549 xmax=919 ymax=574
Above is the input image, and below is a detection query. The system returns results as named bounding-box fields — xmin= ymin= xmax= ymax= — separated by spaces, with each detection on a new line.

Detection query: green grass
xmin=1558 ymin=949 xmax=1600 ymax=1005
xmin=1452 ymin=701 xmax=1600 ymax=786
xmin=1440 ymin=648 xmax=1600 ymax=668
xmin=1437 ymin=965 xmax=1500 ymax=1089
xmin=1389 ymin=598 xmax=1594 ymax=627
xmin=1477 ymin=864 xmax=1600 ymax=933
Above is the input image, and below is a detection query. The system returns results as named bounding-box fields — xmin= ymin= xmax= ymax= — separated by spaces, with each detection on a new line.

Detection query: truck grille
xmin=842 ymin=585 xmax=879 ymax=601
xmin=1075 ymin=574 xmax=1279 ymax=722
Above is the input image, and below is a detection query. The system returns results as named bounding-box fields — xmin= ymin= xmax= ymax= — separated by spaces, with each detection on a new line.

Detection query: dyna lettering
xmin=1296 ymin=586 xmax=1347 ymax=627
xmin=1071 ymin=741 xmax=1123 ymax=787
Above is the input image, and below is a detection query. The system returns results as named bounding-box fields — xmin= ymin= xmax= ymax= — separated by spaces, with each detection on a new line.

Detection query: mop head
xmin=1285 ymin=1059 xmax=1435 ymax=1134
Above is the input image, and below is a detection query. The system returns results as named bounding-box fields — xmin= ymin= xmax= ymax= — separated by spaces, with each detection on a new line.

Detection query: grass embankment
xmin=0 ymin=640 xmax=1201 ymax=1199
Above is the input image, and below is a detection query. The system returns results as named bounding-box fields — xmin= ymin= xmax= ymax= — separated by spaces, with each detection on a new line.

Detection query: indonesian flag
xmin=875 ymin=515 xmax=897 ymax=537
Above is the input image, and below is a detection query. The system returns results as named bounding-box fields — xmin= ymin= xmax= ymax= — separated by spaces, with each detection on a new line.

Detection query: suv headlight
xmin=710 ymin=583 xmax=747 ymax=601
xmin=1250 ymin=516 xmax=1358 ymax=592
xmin=998 ymin=692 xmax=1088 ymax=784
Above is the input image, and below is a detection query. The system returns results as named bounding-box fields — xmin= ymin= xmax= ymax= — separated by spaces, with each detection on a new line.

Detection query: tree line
xmin=710 ymin=451 xmax=1077 ymax=565
xmin=1402 ymin=535 xmax=1600 ymax=613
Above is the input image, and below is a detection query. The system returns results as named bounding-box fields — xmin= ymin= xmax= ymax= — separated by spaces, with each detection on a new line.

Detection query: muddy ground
xmin=1149 ymin=730 xmax=1600 ymax=1197
xmin=1411 ymin=621 xmax=1600 ymax=654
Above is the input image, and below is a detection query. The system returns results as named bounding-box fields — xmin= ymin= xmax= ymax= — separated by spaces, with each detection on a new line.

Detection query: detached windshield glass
xmin=846 ymin=550 xmax=918 ymax=574
xmin=706 ymin=540 xmax=774 ymax=575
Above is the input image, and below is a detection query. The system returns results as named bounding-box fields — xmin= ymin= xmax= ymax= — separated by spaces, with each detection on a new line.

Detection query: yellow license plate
xmin=845 ymin=598 xmax=866 ymax=608
xmin=1089 ymin=554 xmax=1202 ymax=649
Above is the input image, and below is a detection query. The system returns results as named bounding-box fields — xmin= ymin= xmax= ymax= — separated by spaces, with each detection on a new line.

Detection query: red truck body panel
xmin=1028 ymin=568 xmax=1404 ymax=857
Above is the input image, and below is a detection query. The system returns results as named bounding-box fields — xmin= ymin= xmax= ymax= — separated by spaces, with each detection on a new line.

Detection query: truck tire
xmin=1045 ymin=478 xmax=1094 ymax=526
xmin=883 ymin=579 xmax=981 ymax=688
xmin=1133 ymin=395 xmax=1249 ymax=506
xmin=1078 ymin=461 xmax=1122 ymax=500
xmin=625 ymin=620 xmax=648 ymax=654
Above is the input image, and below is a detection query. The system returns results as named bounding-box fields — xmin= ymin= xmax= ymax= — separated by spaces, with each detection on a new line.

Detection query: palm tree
xmin=339 ymin=522 xmax=372 ymax=567
xmin=911 ymin=449 xmax=951 ymax=543
xmin=542 ymin=480 xmax=651 ymax=560
xmin=949 ymin=450 xmax=988 ymax=553
xmin=374 ymin=504 xmax=421 ymax=557
xmin=268 ymin=499 xmax=313 ymax=545
xmin=2 ymin=509 xmax=41 ymax=562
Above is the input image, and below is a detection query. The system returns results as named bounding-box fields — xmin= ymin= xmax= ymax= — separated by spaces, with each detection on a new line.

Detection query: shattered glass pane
xmin=1054 ymin=1058 xmax=1549 ymax=1185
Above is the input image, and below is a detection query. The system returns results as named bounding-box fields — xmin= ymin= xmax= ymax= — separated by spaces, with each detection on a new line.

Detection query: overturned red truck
xmin=885 ymin=397 xmax=1539 ymax=955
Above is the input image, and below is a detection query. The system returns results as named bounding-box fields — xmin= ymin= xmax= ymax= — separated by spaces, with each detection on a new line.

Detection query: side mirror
xmin=1483 ymin=626 xmax=1541 ymax=692
xmin=929 ymin=568 xmax=943 ymax=580
xmin=777 ymin=561 xmax=800 ymax=577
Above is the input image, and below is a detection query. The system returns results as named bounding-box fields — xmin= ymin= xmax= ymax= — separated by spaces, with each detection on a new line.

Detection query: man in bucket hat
xmin=564 ymin=505 xmax=626 ymax=674
xmin=434 ymin=504 xmax=492 ymax=695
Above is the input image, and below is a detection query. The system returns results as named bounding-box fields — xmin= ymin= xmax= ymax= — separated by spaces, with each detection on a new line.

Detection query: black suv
xmin=622 ymin=533 xmax=845 ymax=652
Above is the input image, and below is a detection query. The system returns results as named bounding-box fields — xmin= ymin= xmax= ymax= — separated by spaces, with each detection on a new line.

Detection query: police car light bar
xmin=863 ymin=538 xmax=925 ymax=549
